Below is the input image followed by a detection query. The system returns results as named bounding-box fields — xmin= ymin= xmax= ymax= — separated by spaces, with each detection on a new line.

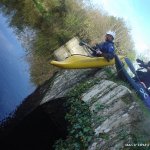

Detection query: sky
xmin=92 ymin=0 xmax=150 ymax=59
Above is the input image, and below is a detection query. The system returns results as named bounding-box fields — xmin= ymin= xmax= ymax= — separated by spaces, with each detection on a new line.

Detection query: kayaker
xmin=135 ymin=59 xmax=150 ymax=88
xmin=92 ymin=31 xmax=115 ymax=61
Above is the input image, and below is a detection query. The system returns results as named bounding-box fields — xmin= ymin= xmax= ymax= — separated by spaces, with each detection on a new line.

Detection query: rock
xmin=88 ymin=142 xmax=97 ymax=150
xmin=40 ymin=67 xmax=143 ymax=150
xmin=41 ymin=69 xmax=99 ymax=104
xmin=82 ymin=80 xmax=117 ymax=104
xmin=1 ymin=65 xmax=147 ymax=150
xmin=94 ymin=69 xmax=109 ymax=79
xmin=81 ymin=78 xmax=142 ymax=150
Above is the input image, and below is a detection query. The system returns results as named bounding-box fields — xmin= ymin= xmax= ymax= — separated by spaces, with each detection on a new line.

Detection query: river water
xmin=0 ymin=14 xmax=36 ymax=122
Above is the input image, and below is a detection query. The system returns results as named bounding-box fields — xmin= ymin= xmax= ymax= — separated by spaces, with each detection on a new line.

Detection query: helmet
xmin=106 ymin=31 xmax=115 ymax=39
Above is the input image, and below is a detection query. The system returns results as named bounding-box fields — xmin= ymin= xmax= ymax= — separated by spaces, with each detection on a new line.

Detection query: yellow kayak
xmin=50 ymin=55 xmax=124 ymax=69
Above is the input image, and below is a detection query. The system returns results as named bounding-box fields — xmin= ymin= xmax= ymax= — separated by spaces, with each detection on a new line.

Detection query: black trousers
xmin=134 ymin=71 xmax=150 ymax=88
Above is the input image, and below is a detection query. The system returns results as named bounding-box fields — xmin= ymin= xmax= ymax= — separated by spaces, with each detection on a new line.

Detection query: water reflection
xmin=0 ymin=14 xmax=36 ymax=121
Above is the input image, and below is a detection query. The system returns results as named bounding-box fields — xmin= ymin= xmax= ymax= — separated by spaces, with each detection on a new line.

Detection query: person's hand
xmin=96 ymin=50 xmax=102 ymax=55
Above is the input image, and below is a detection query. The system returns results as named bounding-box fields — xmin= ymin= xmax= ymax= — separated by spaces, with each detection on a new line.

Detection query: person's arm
xmin=107 ymin=43 xmax=115 ymax=53
xmin=94 ymin=43 xmax=103 ymax=56
xmin=101 ymin=43 xmax=115 ymax=60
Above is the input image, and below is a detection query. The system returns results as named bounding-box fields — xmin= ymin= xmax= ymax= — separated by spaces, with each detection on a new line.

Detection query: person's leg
xmin=92 ymin=50 xmax=97 ymax=56
xmin=135 ymin=71 xmax=150 ymax=88
xmin=132 ymin=71 xmax=144 ymax=81
xmin=102 ymin=53 xmax=114 ymax=61
xmin=136 ymin=70 xmax=145 ymax=77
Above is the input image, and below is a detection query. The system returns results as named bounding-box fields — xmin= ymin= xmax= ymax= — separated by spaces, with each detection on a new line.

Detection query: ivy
xmin=54 ymin=79 xmax=99 ymax=150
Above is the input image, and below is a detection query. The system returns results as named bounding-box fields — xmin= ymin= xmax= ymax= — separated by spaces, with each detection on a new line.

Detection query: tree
xmin=0 ymin=0 xmax=135 ymax=84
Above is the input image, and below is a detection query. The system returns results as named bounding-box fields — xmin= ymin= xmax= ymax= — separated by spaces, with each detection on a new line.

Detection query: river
xmin=0 ymin=14 xmax=36 ymax=122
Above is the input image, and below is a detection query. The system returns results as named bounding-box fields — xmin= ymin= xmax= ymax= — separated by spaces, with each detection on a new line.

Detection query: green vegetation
xmin=94 ymin=103 xmax=106 ymax=113
xmin=129 ymin=133 xmax=150 ymax=150
xmin=132 ymin=91 xmax=150 ymax=117
xmin=54 ymin=78 xmax=100 ymax=150
xmin=118 ymin=128 xmax=129 ymax=141
xmin=0 ymin=0 xmax=135 ymax=84
xmin=104 ymin=67 xmax=116 ymax=80
xmin=99 ymin=133 xmax=109 ymax=140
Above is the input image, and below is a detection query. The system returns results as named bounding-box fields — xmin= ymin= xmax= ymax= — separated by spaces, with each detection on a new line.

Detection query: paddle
xmin=124 ymin=57 xmax=141 ymax=82
xmin=79 ymin=41 xmax=96 ymax=52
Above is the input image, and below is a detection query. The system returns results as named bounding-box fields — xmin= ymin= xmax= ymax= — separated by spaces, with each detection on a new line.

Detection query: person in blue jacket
xmin=92 ymin=31 xmax=115 ymax=61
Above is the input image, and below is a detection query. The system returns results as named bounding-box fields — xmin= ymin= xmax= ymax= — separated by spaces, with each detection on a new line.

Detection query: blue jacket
xmin=95 ymin=41 xmax=115 ymax=54
xmin=92 ymin=41 xmax=115 ymax=59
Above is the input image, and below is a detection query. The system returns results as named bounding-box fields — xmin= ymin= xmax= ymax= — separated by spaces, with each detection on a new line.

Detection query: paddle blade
xmin=125 ymin=57 xmax=141 ymax=82
xmin=124 ymin=57 xmax=136 ymax=75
